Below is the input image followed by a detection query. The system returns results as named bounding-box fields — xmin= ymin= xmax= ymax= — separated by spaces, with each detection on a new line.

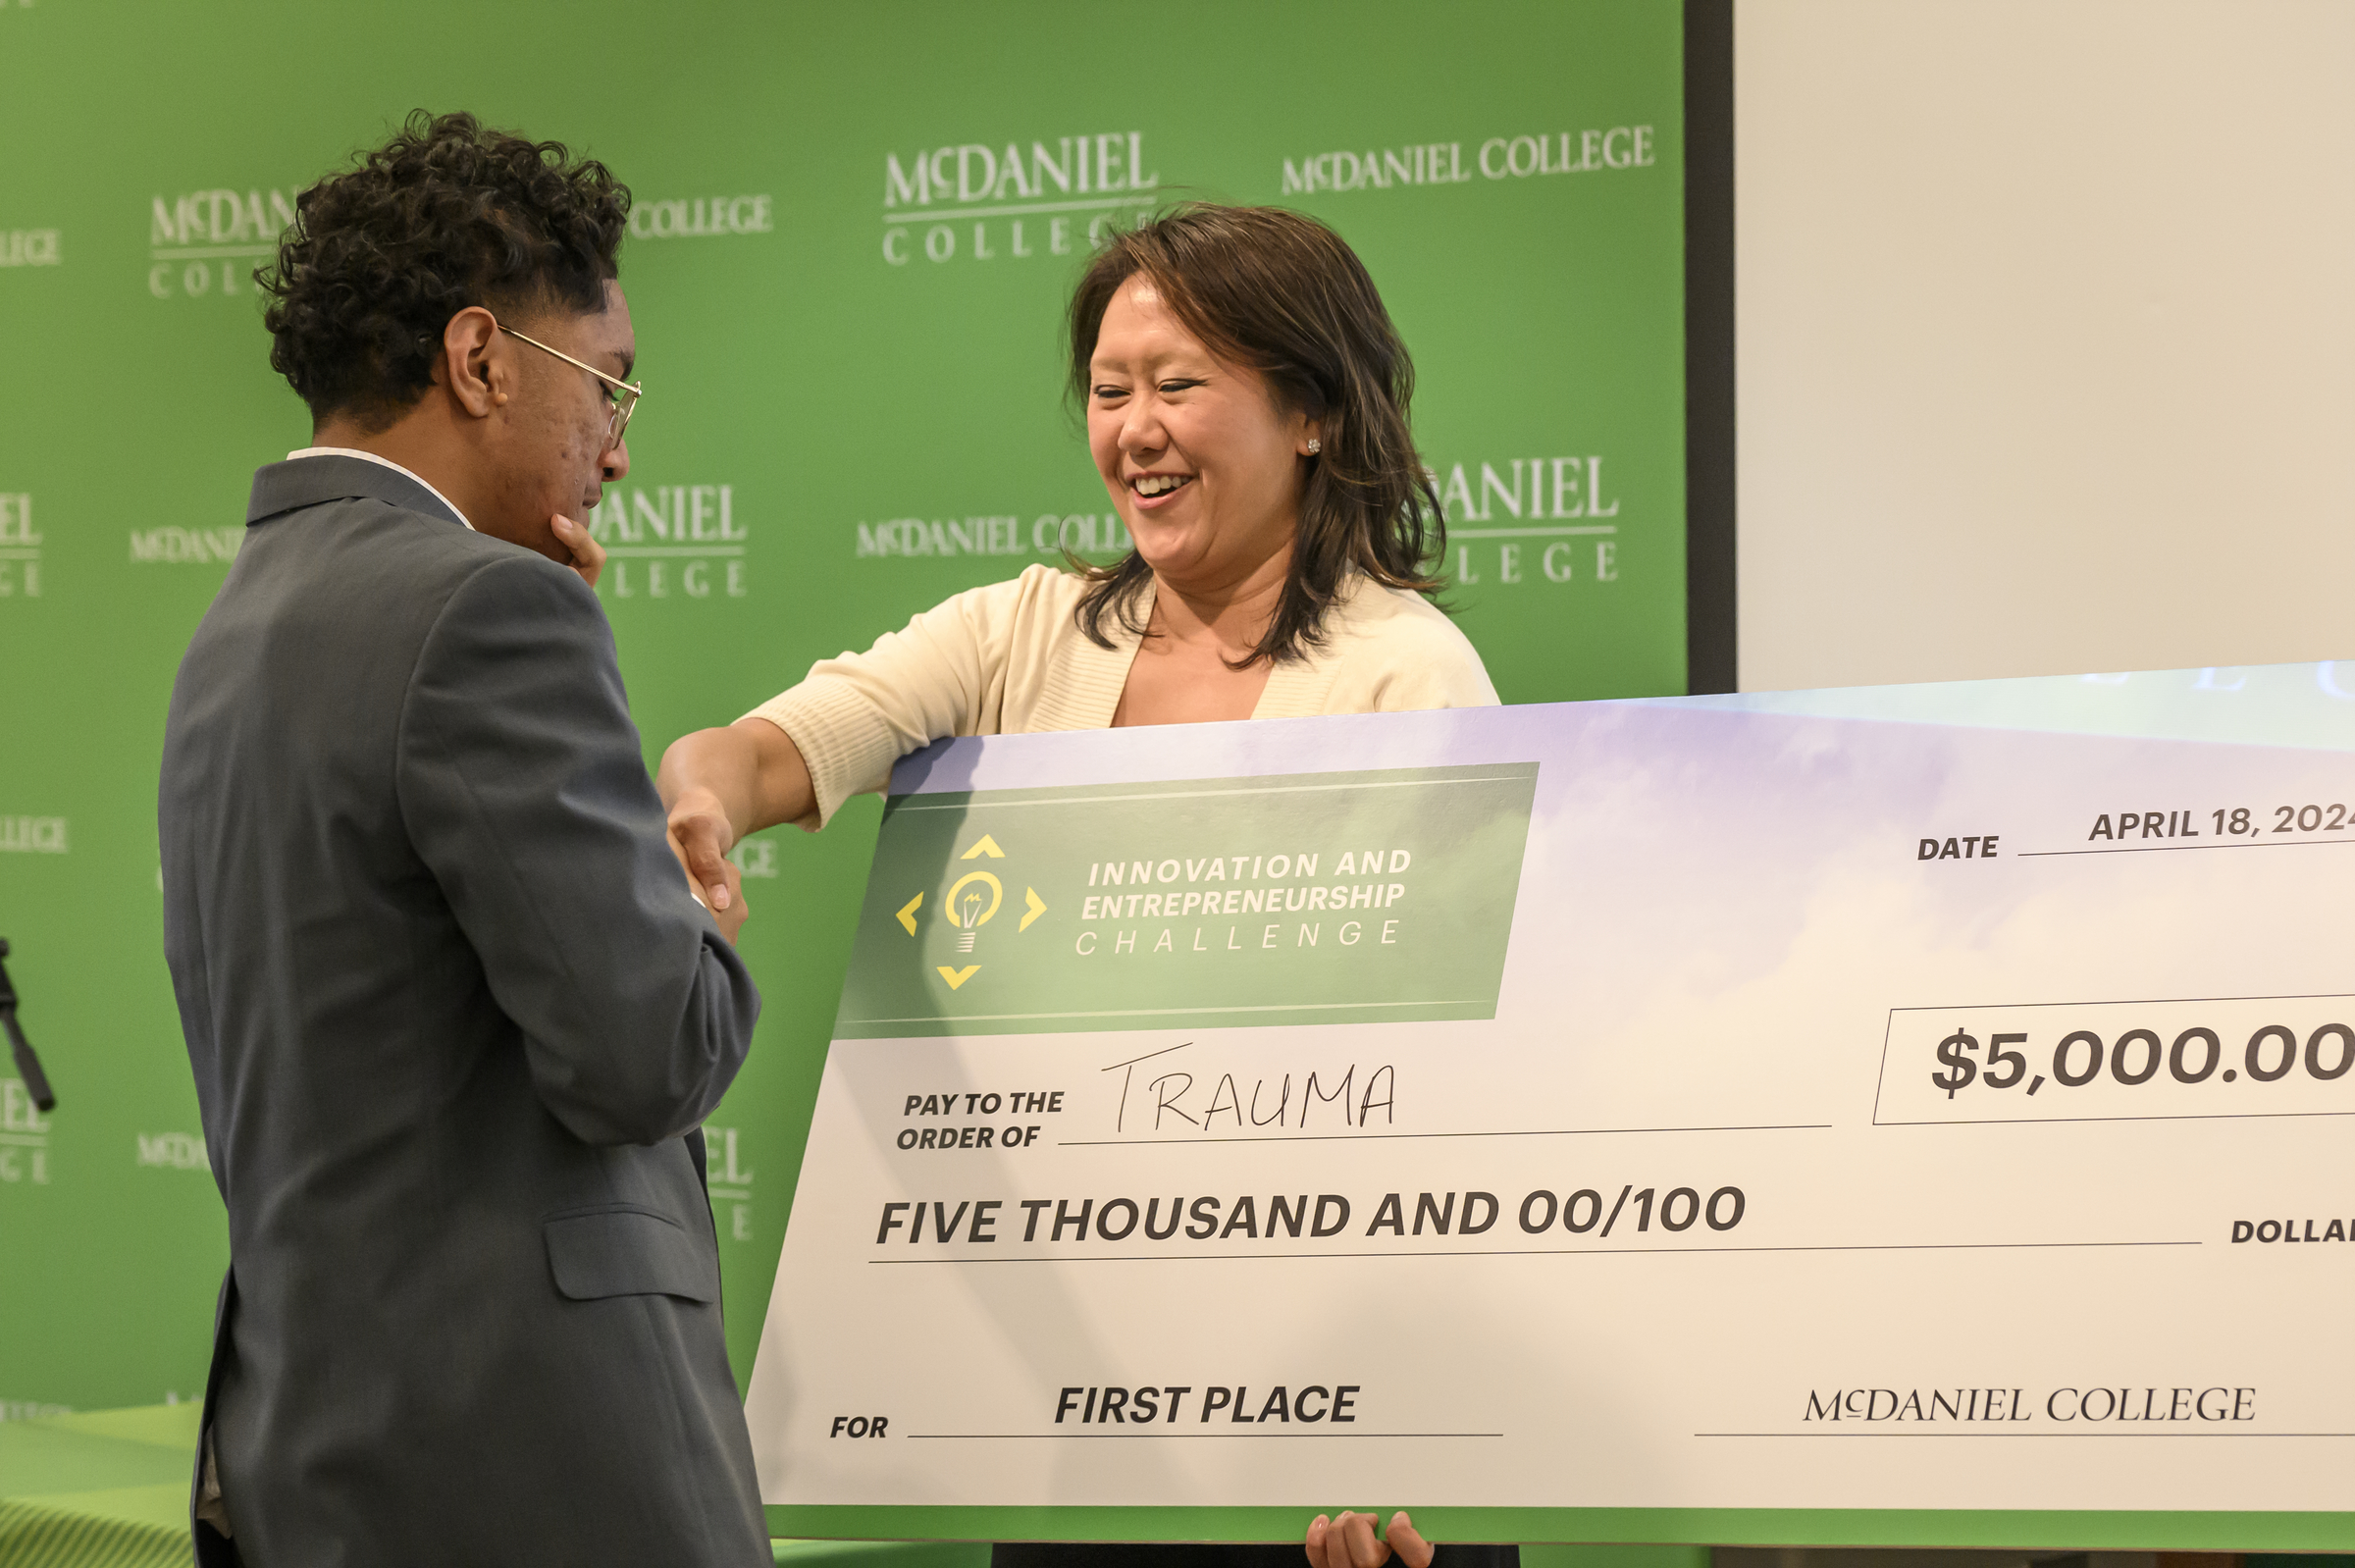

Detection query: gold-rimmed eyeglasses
xmin=496 ymin=318 xmax=642 ymax=449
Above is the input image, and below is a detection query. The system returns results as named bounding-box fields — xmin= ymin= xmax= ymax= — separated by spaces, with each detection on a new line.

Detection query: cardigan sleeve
xmin=743 ymin=567 xmax=1059 ymax=828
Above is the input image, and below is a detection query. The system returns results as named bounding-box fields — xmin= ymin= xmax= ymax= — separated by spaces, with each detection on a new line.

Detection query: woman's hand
xmin=1305 ymin=1509 xmax=1433 ymax=1568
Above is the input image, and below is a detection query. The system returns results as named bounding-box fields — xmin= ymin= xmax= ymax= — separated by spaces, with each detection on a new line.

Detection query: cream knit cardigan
xmin=746 ymin=563 xmax=1498 ymax=828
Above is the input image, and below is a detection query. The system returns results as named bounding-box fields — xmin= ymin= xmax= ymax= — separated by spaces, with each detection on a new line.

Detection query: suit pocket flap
xmin=544 ymin=1208 xmax=718 ymax=1303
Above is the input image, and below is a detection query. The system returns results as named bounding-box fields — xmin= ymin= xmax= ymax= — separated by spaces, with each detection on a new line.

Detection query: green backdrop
xmin=0 ymin=0 xmax=1686 ymax=1437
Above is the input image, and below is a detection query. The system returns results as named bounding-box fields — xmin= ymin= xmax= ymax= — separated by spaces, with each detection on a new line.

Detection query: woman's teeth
xmin=1133 ymin=474 xmax=1191 ymax=497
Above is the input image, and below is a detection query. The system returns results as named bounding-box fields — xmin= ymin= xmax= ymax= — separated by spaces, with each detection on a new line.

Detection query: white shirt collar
xmin=285 ymin=446 xmax=475 ymax=531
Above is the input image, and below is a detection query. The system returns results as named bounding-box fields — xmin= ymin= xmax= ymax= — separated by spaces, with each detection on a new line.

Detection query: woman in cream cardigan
xmin=661 ymin=203 xmax=1493 ymax=886
xmin=660 ymin=204 xmax=1503 ymax=1568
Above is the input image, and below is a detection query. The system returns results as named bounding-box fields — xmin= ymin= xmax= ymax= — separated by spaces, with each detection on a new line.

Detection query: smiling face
xmin=480 ymin=278 xmax=635 ymax=559
xmin=1087 ymin=276 xmax=1316 ymax=595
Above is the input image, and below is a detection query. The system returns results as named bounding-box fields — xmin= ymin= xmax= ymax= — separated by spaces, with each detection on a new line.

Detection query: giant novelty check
xmin=747 ymin=665 xmax=2355 ymax=1549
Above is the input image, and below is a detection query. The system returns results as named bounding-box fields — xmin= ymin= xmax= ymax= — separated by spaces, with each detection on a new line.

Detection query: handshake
xmin=650 ymin=718 xmax=1458 ymax=1568
xmin=664 ymin=799 xmax=748 ymax=939
xmin=654 ymin=711 xmax=827 ymax=945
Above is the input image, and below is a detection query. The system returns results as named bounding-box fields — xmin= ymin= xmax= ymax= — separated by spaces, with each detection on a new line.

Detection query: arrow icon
xmin=1020 ymin=886 xmax=1046 ymax=932
xmin=935 ymin=965 xmax=979 ymax=989
xmin=961 ymin=835 xmax=1005 ymax=860
xmin=896 ymin=892 xmax=923 ymax=935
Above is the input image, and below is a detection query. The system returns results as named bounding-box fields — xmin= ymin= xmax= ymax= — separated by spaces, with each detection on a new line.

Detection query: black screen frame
xmin=1684 ymin=0 xmax=1737 ymax=694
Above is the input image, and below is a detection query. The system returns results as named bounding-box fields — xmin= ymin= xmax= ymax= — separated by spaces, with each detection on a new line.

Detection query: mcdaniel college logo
xmin=881 ymin=129 xmax=1159 ymax=267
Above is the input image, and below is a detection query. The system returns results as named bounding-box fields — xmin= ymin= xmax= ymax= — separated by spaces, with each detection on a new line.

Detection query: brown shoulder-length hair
xmin=1065 ymin=204 xmax=1446 ymax=666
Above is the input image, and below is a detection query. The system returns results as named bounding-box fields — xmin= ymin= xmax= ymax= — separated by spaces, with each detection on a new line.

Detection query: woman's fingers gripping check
xmin=1341 ymin=1510 xmax=1394 ymax=1568
xmin=1305 ymin=1509 xmax=1434 ymax=1568
xmin=1384 ymin=1512 xmax=1435 ymax=1568
xmin=1306 ymin=1513 xmax=1350 ymax=1568
xmin=1306 ymin=1511 xmax=1392 ymax=1568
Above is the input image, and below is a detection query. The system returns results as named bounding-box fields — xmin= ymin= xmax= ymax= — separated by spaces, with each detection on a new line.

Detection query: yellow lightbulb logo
xmin=945 ymin=870 xmax=1002 ymax=953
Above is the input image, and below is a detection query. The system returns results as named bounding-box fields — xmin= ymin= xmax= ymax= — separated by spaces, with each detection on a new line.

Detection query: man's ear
xmin=440 ymin=306 xmax=505 ymax=420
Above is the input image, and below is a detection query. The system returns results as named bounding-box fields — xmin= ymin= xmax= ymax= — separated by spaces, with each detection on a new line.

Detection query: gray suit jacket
xmin=160 ymin=456 xmax=767 ymax=1566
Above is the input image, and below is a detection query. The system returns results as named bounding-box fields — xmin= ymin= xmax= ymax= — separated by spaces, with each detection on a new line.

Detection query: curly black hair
xmin=260 ymin=110 xmax=630 ymax=428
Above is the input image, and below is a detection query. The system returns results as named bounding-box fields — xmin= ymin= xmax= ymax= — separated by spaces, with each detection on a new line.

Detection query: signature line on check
xmin=2020 ymin=838 xmax=2355 ymax=858
xmin=869 ymin=1239 xmax=2202 ymax=1265
xmin=905 ymin=1432 xmax=1505 ymax=1439
xmin=1061 ymin=1123 xmax=1834 ymax=1146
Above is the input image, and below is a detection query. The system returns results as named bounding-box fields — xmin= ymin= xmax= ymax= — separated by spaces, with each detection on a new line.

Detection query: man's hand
xmin=1305 ymin=1510 xmax=1433 ymax=1568
xmin=704 ymin=854 xmax=749 ymax=943
xmin=551 ymin=512 xmax=605 ymax=589
xmin=667 ymin=786 xmax=741 ymax=916
xmin=654 ymin=720 xmax=814 ymax=943
xmin=668 ymin=813 xmax=750 ymax=943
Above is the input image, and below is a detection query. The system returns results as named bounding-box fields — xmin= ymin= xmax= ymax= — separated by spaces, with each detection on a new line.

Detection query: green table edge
xmin=764 ymin=1505 xmax=2355 ymax=1551
xmin=7 ymin=1484 xmax=189 ymax=1533
xmin=765 ymin=1545 xmax=1714 ymax=1568
xmin=0 ymin=1496 xmax=189 ymax=1568
xmin=764 ymin=1547 xmax=1713 ymax=1568
xmin=773 ymin=1542 xmax=993 ymax=1568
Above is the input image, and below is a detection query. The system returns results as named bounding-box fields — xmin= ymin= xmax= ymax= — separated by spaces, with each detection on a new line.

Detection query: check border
xmin=764 ymin=1504 xmax=2355 ymax=1550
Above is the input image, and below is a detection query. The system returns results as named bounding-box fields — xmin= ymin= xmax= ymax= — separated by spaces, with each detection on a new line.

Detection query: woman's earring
xmin=1305 ymin=439 xmax=1322 ymax=454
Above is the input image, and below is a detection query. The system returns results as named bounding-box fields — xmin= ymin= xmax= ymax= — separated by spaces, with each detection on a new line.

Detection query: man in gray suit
xmin=160 ymin=111 xmax=769 ymax=1565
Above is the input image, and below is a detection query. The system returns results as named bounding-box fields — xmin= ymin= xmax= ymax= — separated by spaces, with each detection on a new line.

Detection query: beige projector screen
xmin=1735 ymin=0 xmax=2355 ymax=692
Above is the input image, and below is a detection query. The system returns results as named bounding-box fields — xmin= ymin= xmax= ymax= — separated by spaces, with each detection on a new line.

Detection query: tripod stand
xmin=0 ymin=938 xmax=57 ymax=1113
